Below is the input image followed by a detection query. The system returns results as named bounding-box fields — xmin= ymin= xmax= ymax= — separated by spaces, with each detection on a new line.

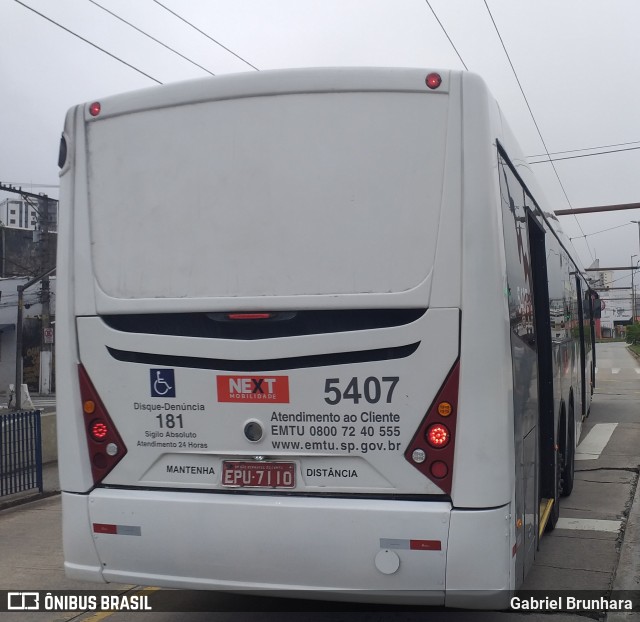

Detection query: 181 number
xmin=155 ymin=413 xmax=183 ymax=428
xmin=324 ymin=377 xmax=399 ymax=405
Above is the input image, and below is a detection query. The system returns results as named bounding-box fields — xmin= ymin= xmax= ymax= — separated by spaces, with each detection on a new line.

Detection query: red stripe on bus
xmin=409 ymin=540 xmax=442 ymax=551
xmin=93 ymin=523 xmax=117 ymax=534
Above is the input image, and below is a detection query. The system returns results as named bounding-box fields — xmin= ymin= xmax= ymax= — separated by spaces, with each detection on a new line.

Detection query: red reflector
xmin=427 ymin=424 xmax=450 ymax=448
xmin=430 ymin=460 xmax=448 ymax=479
xmin=425 ymin=73 xmax=442 ymax=89
xmin=92 ymin=453 xmax=108 ymax=469
xmin=227 ymin=313 xmax=272 ymax=320
xmin=90 ymin=421 xmax=108 ymax=441
xmin=410 ymin=539 xmax=442 ymax=551
xmin=89 ymin=102 xmax=101 ymax=117
xmin=93 ymin=523 xmax=117 ymax=534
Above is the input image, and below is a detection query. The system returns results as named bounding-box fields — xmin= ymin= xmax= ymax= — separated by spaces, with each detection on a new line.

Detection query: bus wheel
xmin=561 ymin=412 xmax=575 ymax=497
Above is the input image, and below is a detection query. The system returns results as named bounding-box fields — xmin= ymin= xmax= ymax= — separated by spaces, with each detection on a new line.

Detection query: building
xmin=0 ymin=197 xmax=58 ymax=232
xmin=586 ymin=258 xmax=613 ymax=291
xmin=0 ymin=197 xmax=37 ymax=229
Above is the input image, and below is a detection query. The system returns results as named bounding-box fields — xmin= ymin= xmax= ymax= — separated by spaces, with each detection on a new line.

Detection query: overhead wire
xmin=152 ymin=0 xmax=259 ymax=71
xmin=14 ymin=0 xmax=162 ymax=84
xmin=88 ymin=0 xmax=216 ymax=76
xmin=482 ymin=0 xmax=594 ymax=262
xmin=529 ymin=144 xmax=640 ymax=165
xmin=570 ymin=222 xmax=634 ymax=242
xmin=2 ymin=183 xmax=59 ymax=189
xmin=424 ymin=0 xmax=468 ymax=70
xmin=529 ymin=139 xmax=640 ymax=160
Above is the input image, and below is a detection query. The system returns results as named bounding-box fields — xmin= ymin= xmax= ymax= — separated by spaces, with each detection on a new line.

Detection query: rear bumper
xmin=62 ymin=489 xmax=512 ymax=607
xmin=64 ymin=489 xmax=449 ymax=600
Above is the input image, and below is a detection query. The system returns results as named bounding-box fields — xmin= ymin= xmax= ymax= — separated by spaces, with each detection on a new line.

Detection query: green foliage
xmin=626 ymin=323 xmax=640 ymax=345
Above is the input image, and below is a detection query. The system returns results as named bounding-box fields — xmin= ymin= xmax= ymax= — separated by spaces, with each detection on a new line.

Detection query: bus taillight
xmin=78 ymin=364 xmax=127 ymax=484
xmin=427 ymin=424 xmax=450 ymax=448
xmin=90 ymin=421 xmax=108 ymax=441
xmin=404 ymin=360 xmax=460 ymax=496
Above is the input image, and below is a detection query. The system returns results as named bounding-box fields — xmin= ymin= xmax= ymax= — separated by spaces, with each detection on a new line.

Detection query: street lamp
xmin=631 ymin=221 xmax=640 ymax=322
xmin=631 ymin=220 xmax=640 ymax=254
xmin=634 ymin=258 xmax=640 ymax=325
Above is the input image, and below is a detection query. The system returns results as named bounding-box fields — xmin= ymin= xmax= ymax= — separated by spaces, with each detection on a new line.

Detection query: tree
xmin=626 ymin=323 xmax=640 ymax=345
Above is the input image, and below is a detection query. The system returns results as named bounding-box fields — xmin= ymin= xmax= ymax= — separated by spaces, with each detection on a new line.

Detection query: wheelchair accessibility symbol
xmin=150 ymin=369 xmax=176 ymax=397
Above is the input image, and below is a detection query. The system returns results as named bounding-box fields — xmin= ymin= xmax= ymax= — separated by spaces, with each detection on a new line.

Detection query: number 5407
xmin=324 ymin=377 xmax=399 ymax=405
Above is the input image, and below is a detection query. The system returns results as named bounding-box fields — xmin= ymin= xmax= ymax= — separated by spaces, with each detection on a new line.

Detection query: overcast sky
xmin=2 ymin=0 xmax=640 ymax=286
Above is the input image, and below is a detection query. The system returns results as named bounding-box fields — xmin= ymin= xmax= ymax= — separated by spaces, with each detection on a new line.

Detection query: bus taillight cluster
xmin=78 ymin=364 xmax=128 ymax=483
xmin=404 ymin=360 xmax=460 ymax=496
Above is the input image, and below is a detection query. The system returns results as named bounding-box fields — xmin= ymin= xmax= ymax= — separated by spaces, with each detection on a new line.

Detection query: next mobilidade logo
xmin=216 ymin=376 xmax=290 ymax=403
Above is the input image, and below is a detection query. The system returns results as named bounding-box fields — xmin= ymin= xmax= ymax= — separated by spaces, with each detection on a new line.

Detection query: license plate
xmin=222 ymin=461 xmax=296 ymax=488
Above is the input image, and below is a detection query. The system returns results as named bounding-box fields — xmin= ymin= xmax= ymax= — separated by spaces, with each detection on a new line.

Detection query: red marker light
xmin=227 ymin=313 xmax=272 ymax=320
xmin=90 ymin=421 xmax=108 ymax=441
xmin=89 ymin=102 xmax=101 ymax=117
xmin=425 ymin=73 xmax=442 ymax=90
xmin=426 ymin=423 xmax=450 ymax=448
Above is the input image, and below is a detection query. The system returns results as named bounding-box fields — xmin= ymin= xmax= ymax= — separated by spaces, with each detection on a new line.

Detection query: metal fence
xmin=0 ymin=410 xmax=43 ymax=497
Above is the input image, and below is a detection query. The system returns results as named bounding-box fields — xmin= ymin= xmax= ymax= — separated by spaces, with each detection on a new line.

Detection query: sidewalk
xmin=42 ymin=460 xmax=59 ymax=493
xmin=0 ymin=461 xmax=60 ymax=511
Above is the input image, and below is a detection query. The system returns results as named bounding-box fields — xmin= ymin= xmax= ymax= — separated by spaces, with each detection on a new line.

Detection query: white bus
xmin=57 ymin=68 xmax=596 ymax=608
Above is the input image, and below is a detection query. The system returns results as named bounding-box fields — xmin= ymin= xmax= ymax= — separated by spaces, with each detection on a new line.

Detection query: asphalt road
xmin=1 ymin=342 xmax=639 ymax=622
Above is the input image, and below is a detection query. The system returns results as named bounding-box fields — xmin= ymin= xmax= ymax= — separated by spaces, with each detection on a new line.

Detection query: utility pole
xmin=555 ymin=202 xmax=640 ymax=215
xmin=15 ymin=267 xmax=56 ymax=409
xmin=631 ymin=221 xmax=640 ymax=323
xmin=633 ymin=256 xmax=637 ymax=328
xmin=1 ymin=182 xmax=57 ymax=401
xmin=37 ymin=196 xmax=52 ymax=394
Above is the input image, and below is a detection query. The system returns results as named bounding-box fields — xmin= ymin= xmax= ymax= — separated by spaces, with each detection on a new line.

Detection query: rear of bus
xmin=57 ymin=68 xmax=515 ymax=606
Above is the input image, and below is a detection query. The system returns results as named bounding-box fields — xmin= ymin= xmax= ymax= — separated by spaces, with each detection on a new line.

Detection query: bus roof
xmin=79 ymin=67 xmax=455 ymax=121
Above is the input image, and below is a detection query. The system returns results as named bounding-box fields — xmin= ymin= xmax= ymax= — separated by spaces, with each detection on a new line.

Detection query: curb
xmin=626 ymin=345 xmax=640 ymax=361
xmin=607 ymin=469 xmax=640 ymax=622
xmin=0 ymin=489 xmax=60 ymax=513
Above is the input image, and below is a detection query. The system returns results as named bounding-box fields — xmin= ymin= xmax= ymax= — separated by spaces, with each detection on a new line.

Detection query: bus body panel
xmin=453 ymin=73 xmax=515 ymax=509
xmin=85 ymin=85 xmax=449 ymax=307
xmin=75 ymin=308 xmax=459 ymax=496
xmin=445 ymin=505 xmax=512 ymax=608
xmin=84 ymin=488 xmax=450 ymax=598
xmin=61 ymin=67 xmax=463 ymax=318
xmin=57 ymin=107 xmax=99 ymax=493
xmin=61 ymin=492 xmax=105 ymax=583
